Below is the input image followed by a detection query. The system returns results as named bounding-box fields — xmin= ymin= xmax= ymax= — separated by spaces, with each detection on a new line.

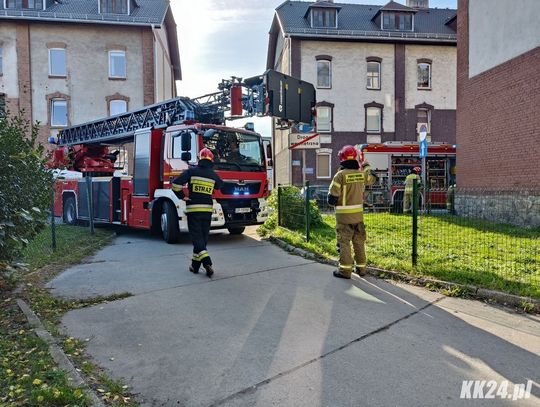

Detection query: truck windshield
xmin=204 ymin=131 xmax=263 ymax=171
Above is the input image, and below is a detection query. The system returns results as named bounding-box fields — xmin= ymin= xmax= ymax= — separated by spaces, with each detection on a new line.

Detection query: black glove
xmin=327 ymin=193 xmax=338 ymax=206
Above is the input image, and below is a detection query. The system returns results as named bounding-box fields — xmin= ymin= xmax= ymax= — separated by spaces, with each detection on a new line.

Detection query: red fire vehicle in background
xmin=359 ymin=142 xmax=456 ymax=211
xmin=49 ymin=70 xmax=315 ymax=242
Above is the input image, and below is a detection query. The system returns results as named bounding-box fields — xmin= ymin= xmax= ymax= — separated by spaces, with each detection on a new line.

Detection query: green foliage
xmin=0 ymin=113 xmax=53 ymax=263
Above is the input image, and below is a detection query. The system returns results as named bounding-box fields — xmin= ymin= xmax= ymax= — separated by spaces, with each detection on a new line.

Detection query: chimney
xmin=316 ymin=0 xmax=334 ymax=2
xmin=406 ymin=0 xmax=429 ymax=8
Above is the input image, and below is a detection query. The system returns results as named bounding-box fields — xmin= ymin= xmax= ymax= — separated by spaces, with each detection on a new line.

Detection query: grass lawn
xmin=260 ymin=213 xmax=540 ymax=299
xmin=0 ymin=224 xmax=130 ymax=406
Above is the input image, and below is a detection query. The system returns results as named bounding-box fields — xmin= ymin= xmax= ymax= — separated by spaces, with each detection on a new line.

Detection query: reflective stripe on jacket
xmin=329 ymin=166 xmax=375 ymax=224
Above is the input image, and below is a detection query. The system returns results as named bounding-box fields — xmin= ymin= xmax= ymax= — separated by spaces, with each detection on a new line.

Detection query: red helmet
xmin=338 ymin=145 xmax=358 ymax=162
xmin=199 ymin=148 xmax=214 ymax=161
xmin=413 ymin=166 xmax=421 ymax=173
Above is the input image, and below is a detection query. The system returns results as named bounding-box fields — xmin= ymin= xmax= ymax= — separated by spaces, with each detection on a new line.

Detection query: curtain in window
xmin=366 ymin=107 xmax=381 ymax=132
xmin=317 ymin=60 xmax=331 ymax=88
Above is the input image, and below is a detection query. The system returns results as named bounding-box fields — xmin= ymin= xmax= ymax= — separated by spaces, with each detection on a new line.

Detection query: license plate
xmin=235 ymin=207 xmax=252 ymax=214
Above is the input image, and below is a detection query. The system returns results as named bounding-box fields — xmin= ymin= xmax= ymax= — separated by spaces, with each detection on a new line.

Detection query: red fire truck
xmin=359 ymin=142 xmax=456 ymax=211
xmin=50 ymin=70 xmax=315 ymax=242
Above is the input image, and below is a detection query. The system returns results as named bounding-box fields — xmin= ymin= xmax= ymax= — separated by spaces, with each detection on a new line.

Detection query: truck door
xmin=130 ymin=128 xmax=153 ymax=229
xmin=263 ymin=139 xmax=273 ymax=191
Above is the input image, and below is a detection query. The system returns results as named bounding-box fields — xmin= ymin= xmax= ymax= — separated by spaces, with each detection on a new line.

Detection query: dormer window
xmin=4 ymin=0 xmax=44 ymax=10
xmin=100 ymin=0 xmax=129 ymax=15
xmin=382 ymin=12 xmax=413 ymax=31
xmin=311 ymin=8 xmax=337 ymax=28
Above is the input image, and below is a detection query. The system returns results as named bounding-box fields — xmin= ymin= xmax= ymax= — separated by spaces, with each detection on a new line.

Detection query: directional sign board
xmin=289 ymin=133 xmax=320 ymax=149
xmin=419 ymin=139 xmax=428 ymax=158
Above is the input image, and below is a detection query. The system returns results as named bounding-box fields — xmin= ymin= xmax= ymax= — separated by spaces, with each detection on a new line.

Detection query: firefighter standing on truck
xmin=328 ymin=145 xmax=376 ymax=279
xmin=171 ymin=148 xmax=223 ymax=278
xmin=403 ymin=166 xmax=422 ymax=214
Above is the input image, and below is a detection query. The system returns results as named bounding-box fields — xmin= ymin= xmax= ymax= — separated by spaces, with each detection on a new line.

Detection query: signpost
xmin=289 ymin=132 xmax=320 ymax=184
xmin=418 ymin=126 xmax=428 ymax=211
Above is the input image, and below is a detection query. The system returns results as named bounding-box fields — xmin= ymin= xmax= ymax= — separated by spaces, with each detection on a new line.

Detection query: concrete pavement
xmin=47 ymin=227 xmax=540 ymax=406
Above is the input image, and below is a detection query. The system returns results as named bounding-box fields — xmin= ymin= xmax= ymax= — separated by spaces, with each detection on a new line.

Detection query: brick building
xmin=456 ymin=0 xmax=540 ymax=227
xmin=266 ymin=0 xmax=457 ymax=187
xmin=0 ymin=0 xmax=181 ymax=143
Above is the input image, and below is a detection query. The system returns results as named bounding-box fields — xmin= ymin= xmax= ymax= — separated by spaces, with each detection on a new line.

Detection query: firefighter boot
xmin=189 ymin=266 xmax=199 ymax=274
xmin=333 ymin=270 xmax=351 ymax=279
xmin=204 ymin=264 xmax=214 ymax=278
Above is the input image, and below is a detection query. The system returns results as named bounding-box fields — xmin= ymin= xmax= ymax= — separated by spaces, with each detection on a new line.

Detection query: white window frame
xmin=109 ymin=99 xmax=128 ymax=115
xmin=51 ymin=99 xmax=68 ymax=127
xmin=0 ymin=46 xmax=3 ymax=75
xmin=316 ymin=148 xmax=332 ymax=180
xmin=417 ymin=62 xmax=432 ymax=89
xmin=366 ymin=61 xmax=381 ymax=90
xmin=316 ymin=106 xmax=332 ymax=133
xmin=48 ymin=48 xmax=66 ymax=77
xmin=311 ymin=8 xmax=337 ymax=29
xmin=316 ymin=60 xmax=331 ymax=89
xmin=366 ymin=107 xmax=382 ymax=133
xmin=109 ymin=50 xmax=126 ymax=79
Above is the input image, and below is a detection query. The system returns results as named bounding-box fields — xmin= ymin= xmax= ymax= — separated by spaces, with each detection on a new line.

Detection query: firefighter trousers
xmin=403 ymin=191 xmax=414 ymax=213
xmin=336 ymin=222 xmax=367 ymax=278
xmin=187 ymin=212 xmax=212 ymax=271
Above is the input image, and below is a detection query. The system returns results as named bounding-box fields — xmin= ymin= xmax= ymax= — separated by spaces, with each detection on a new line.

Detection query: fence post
xmin=277 ymin=184 xmax=282 ymax=227
xmin=305 ymin=181 xmax=310 ymax=242
xmin=86 ymin=175 xmax=95 ymax=235
xmin=51 ymin=188 xmax=56 ymax=251
xmin=412 ymin=178 xmax=418 ymax=267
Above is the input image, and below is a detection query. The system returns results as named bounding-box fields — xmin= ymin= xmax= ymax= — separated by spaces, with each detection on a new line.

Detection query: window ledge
xmin=109 ymin=77 xmax=127 ymax=81
xmin=366 ymin=87 xmax=381 ymax=91
xmin=317 ymin=86 xmax=332 ymax=90
xmin=316 ymin=176 xmax=332 ymax=180
xmin=417 ymin=87 xmax=432 ymax=91
xmin=48 ymin=75 xmax=67 ymax=79
xmin=50 ymin=125 xmax=68 ymax=129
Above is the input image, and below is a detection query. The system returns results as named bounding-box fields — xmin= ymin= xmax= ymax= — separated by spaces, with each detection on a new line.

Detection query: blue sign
xmin=419 ymin=139 xmax=428 ymax=158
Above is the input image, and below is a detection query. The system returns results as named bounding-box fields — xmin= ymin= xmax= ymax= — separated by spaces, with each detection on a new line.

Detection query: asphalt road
xmin=47 ymin=227 xmax=540 ymax=407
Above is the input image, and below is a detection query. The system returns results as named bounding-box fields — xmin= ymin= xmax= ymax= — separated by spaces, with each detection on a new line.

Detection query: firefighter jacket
xmin=328 ymin=161 xmax=376 ymax=224
xmin=404 ymin=174 xmax=421 ymax=193
xmin=171 ymin=160 xmax=224 ymax=214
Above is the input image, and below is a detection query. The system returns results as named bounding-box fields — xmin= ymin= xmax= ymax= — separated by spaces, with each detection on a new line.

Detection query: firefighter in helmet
xmin=171 ymin=148 xmax=224 ymax=277
xmin=403 ymin=166 xmax=422 ymax=214
xmin=328 ymin=145 xmax=376 ymax=279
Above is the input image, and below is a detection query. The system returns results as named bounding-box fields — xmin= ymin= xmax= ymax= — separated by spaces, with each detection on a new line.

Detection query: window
xmin=51 ymin=99 xmax=67 ymax=127
xmin=316 ymin=151 xmax=331 ymax=179
xmin=49 ymin=48 xmax=66 ymax=77
xmin=312 ymin=8 xmax=337 ymax=28
xmin=109 ymin=51 xmax=126 ymax=78
xmin=417 ymin=108 xmax=431 ymax=141
xmin=366 ymin=107 xmax=381 ymax=133
xmin=317 ymin=60 xmax=331 ymax=88
xmin=367 ymin=62 xmax=381 ymax=90
xmin=0 ymin=47 xmax=3 ymax=75
xmin=417 ymin=62 xmax=431 ymax=89
xmin=5 ymin=0 xmax=43 ymax=9
xmin=316 ymin=106 xmax=331 ymax=132
xmin=110 ymin=100 xmax=127 ymax=115
xmin=100 ymin=0 xmax=128 ymax=14
xmin=382 ymin=12 xmax=413 ymax=31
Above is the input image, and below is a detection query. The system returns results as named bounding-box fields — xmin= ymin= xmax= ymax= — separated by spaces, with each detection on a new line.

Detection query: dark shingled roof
xmin=275 ymin=1 xmax=456 ymax=43
xmin=0 ymin=0 xmax=169 ymax=26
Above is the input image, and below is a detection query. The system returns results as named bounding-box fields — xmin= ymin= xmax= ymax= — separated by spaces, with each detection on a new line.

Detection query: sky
xmin=170 ymin=0 xmax=457 ymax=137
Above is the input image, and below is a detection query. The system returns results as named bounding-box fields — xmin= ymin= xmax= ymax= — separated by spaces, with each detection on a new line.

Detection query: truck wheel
xmin=227 ymin=227 xmax=245 ymax=235
xmin=63 ymin=196 xmax=77 ymax=225
xmin=161 ymin=200 xmax=179 ymax=243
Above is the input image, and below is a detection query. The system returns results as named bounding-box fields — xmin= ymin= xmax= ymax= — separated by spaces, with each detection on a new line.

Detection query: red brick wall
xmin=15 ymin=22 xmax=32 ymax=126
xmin=457 ymin=0 xmax=540 ymax=189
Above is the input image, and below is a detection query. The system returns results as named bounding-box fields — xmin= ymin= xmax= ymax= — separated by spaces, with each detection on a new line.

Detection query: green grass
xmin=0 ymin=224 xmax=139 ymax=406
xmin=260 ymin=213 xmax=540 ymax=299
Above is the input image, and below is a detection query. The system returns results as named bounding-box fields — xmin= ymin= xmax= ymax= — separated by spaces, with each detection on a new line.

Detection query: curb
xmin=267 ymin=236 xmax=540 ymax=313
xmin=16 ymin=299 xmax=106 ymax=407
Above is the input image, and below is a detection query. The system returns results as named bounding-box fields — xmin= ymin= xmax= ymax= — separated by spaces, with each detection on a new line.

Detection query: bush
xmin=0 ymin=113 xmax=53 ymax=264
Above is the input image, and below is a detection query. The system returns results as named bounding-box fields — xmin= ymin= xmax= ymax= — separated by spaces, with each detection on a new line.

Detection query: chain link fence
xmin=274 ymin=182 xmax=540 ymax=299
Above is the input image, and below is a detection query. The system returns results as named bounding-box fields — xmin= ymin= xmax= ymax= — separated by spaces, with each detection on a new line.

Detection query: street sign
xmin=289 ymin=133 xmax=320 ymax=149
xmin=419 ymin=139 xmax=428 ymax=158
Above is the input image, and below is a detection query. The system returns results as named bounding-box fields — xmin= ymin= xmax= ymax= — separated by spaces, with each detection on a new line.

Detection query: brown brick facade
xmin=142 ymin=28 xmax=155 ymax=105
xmin=457 ymin=0 xmax=540 ymax=190
xmin=15 ymin=22 xmax=32 ymax=126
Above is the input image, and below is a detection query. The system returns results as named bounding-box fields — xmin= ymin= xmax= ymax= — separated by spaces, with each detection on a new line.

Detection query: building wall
xmin=0 ymin=22 xmax=19 ymax=108
xmin=456 ymin=0 xmax=540 ymax=227
xmin=153 ymin=25 xmax=175 ymax=102
xmin=468 ymin=0 xmax=540 ymax=77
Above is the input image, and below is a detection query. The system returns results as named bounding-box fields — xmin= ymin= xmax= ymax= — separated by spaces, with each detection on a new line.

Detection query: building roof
xmin=0 ymin=0 xmax=169 ymax=27
xmin=275 ymin=1 xmax=457 ymax=43
xmin=379 ymin=1 xmax=415 ymax=13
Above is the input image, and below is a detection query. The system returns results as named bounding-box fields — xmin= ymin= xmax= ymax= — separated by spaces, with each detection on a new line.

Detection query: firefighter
xmin=447 ymin=182 xmax=456 ymax=214
xmin=328 ymin=145 xmax=376 ymax=279
xmin=171 ymin=148 xmax=223 ymax=277
xmin=403 ymin=166 xmax=421 ymax=214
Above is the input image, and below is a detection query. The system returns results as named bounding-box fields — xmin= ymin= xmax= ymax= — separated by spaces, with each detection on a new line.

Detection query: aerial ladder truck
xmin=49 ymin=70 xmax=315 ymax=243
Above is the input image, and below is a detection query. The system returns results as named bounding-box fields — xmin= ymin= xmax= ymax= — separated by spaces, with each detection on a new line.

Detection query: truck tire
xmin=161 ymin=200 xmax=179 ymax=243
xmin=227 ymin=227 xmax=245 ymax=235
xmin=63 ymin=196 xmax=77 ymax=225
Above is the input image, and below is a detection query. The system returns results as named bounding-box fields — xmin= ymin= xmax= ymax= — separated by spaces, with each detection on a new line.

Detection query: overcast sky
xmin=170 ymin=0 xmax=457 ymax=137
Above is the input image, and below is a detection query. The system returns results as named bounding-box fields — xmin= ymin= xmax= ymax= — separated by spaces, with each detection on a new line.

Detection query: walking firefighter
xmin=328 ymin=145 xmax=376 ymax=279
xmin=403 ymin=166 xmax=422 ymax=214
xmin=172 ymin=148 xmax=224 ymax=277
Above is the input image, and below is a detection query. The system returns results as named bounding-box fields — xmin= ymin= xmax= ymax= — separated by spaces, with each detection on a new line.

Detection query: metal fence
xmin=275 ymin=182 xmax=540 ymax=298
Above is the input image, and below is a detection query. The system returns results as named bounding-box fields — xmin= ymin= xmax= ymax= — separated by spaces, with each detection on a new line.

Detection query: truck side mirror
xmin=181 ymin=132 xmax=192 ymax=152
xmin=267 ymin=159 xmax=273 ymax=168
xmin=181 ymin=152 xmax=192 ymax=162
xmin=266 ymin=144 xmax=272 ymax=158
